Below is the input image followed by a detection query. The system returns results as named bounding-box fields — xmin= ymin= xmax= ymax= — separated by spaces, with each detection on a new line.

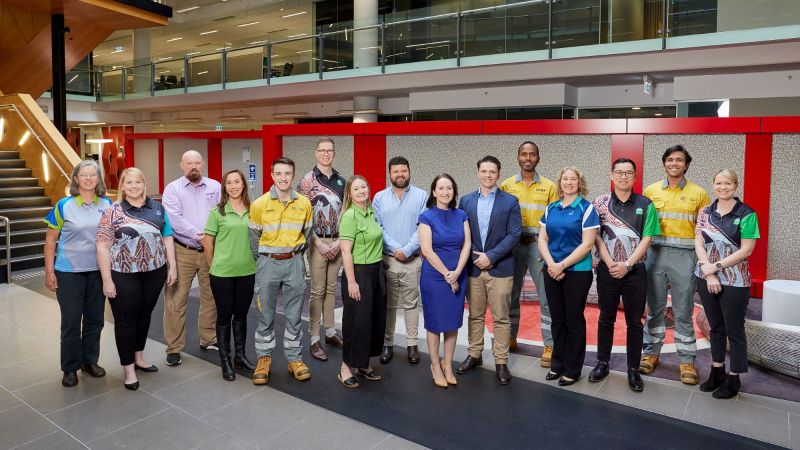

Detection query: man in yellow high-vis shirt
xmin=641 ymin=145 xmax=711 ymax=385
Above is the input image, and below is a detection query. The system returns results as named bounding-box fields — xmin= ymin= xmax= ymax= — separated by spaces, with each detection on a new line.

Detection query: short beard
xmin=391 ymin=177 xmax=409 ymax=189
xmin=187 ymin=171 xmax=202 ymax=182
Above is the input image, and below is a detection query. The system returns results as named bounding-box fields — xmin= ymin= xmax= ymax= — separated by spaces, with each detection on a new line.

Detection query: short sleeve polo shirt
xmin=205 ymin=203 xmax=256 ymax=277
xmin=694 ymin=198 xmax=760 ymax=287
xmin=592 ymin=192 xmax=660 ymax=263
xmin=339 ymin=205 xmax=383 ymax=265
xmin=44 ymin=195 xmax=113 ymax=272
xmin=500 ymin=173 xmax=558 ymax=236
xmin=540 ymin=196 xmax=600 ymax=271
xmin=644 ymin=178 xmax=710 ymax=249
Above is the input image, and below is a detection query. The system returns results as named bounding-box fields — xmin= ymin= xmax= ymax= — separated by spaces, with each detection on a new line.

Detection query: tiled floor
xmin=1 ymin=282 xmax=799 ymax=449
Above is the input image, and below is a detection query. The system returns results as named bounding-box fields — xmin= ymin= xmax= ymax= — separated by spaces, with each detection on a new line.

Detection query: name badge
xmin=635 ymin=208 xmax=643 ymax=215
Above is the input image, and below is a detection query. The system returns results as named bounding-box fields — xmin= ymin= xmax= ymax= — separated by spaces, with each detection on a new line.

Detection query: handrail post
xmin=547 ymin=0 xmax=553 ymax=59
xmin=662 ymin=0 xmax=669 ymax=49
xmin=184 ymin=55 xmax=190 ymax=93
xmin=456 ymin=10 xmax=462 ymax=67
xmin=150 ymin=62 xmax=156 ymax=96
xmin=121 ymin=65 xmax=126 ymax=99
xmin=0 ymin=216 xmax=11 ymax=283
xmin=265 ymin=43 xmax=272 ymax=85
xmin=317 ymin=31 xmax=324 ymax=80
xmin=221 ymin=48 xmax=227 ymax=89
xmin=380 ymin=21 xmax=386 ymax=73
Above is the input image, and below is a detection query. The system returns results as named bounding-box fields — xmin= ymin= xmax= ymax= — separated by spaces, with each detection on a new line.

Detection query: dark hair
xmin=661 ymin=145 xmax=692 ymax=167
xmin=477 ymin=155 xmax=501 ymax=171
xmin=217 ymin=169 xmax=251 ymax=215
xmin=612 ymin=157 xmax=637 ymax=172
xmin=518 ymin=141 xmax=539 ymax=155
xmin=271 ymin=157 xmax=295 ymax=172
xmin=388 ymin=156 xmax=410 ymax=171
xmin=426 ymin=173 xmax=458 ymax=209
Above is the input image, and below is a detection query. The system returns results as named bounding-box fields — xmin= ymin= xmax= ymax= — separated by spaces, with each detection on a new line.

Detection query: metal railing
xmin=0 ymin=216 xmax=10 ymax=283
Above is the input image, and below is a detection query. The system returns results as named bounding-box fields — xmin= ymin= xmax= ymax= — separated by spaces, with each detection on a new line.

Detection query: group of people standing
xmin=43 ymin=137 xmax=759 ymax=400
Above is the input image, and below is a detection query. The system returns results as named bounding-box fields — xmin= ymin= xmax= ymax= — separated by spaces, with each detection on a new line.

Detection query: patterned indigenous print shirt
xmin=694 ymin=198 xmax=760 ymax=287
xmin=96 ymin=198 xmax=174 ymax=273
xmin=593 ymin=192 xmax=660 ymax=263
xmin=296 ymin=166 xmax=345 ymax=237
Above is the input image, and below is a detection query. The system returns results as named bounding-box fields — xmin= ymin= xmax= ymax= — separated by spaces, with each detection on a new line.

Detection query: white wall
xmin=222 ymin=139 xmax=263 ymax=196
xmin=133 ymin=140 xmax=160 ymax=195
xmin=163 ymin=139 xmax=208 ymax=185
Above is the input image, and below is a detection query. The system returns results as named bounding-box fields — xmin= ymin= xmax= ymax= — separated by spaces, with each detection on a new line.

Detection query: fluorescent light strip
xmin=67 ymin=74 xmax=79 ymax=84
xmin=18 ymin=130 xmax=31 ymax=146
xmin=196 ymin=71 xmax=209 ymax=75
xmin=109 ymin=49 xmax=124 ymax=54
xmin=199 ymin=30 xmax=218 ymax=35
xmin=42 ymin=152 xmax=49 ymax=182
xmin=0 ymin=118 xmax=4 ymax=143
xmin=166 ymin=37 xmax=183 ymax=42
xmin=176 ymin=6 xmax=199 ymax=13
xmin=405 ymin=40 xmax=449 ymax=48
xmin=77 ymin=122 xmax=106 ymax=126
xmin=250 ymin=40 xmax=267 ymax=45
xmin=282 ymin=11 xmax=307 ymax=18
xmin=287 ymin=33 xmax=307 ymax=38
xmin=238 ymin=21 xmax=260 ymax=27
xmin=158 ymin=56 xmax=173 ymax=61
xmin=296 ymin=50 xmax=312 ymax=54
xmin=86 ymin=138 xmax=113 ymax=144
xmin=186 ymin=51 xmax=201 ymax=56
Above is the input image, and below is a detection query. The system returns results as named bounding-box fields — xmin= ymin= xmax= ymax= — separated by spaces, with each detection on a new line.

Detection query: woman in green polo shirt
xmin=338 ymin=175 xmax=386 ymax=388
xmin=204 ymin=169 xmax=257 ymax=381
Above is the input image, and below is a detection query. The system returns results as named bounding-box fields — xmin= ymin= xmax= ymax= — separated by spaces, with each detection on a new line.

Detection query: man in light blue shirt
xmin=373 ymin=156 xmax=428 ymax=364
xmin=477 ymin=189 xmax=496 ymax=248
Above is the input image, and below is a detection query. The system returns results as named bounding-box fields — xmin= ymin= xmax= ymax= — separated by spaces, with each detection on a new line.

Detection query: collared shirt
xmin=96 ymin=198 xmax=173 ymax=273
xmin=694 ymin=198 xmax=760 ymax=287
xmin=593 ymin=191 xmax=660 ymax=263
xmin=161 ymin=176 xmax=221 ymax=248
xmin=296 ymin=166 xmax=346 ymax=237
xmin=476 ymin=187 xmax=497 ymax=248
xmin=248 ymin=187 xmax=313 ymax=256
xmin=540 ymin=196 xmax=600 ymax=272
xmin=44 ymin=195 xmax=112 ymax=272
xmin=372 ymin=184 xmax=428 ymax=256
xmin=643 ymin=177 xmax=710 ymax=249
xmin=205 ymin=202 xmax=256 ymax=277
xmin=500 ymin=172 xmax=558 ymax=236
xmin=339 ymin=205 xmax=384 ymax=265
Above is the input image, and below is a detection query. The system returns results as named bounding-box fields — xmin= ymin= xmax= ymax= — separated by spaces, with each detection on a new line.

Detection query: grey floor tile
xmin=737 ymin=392 xmax=800 ymax=416
xmin=790 ymin=413 xmax=799 ymax=450
xmin=46 ymin=388 xmax=170 ymax=443
xmin=15 ymin=430 xmax=86 ymax=450
xmin=0 ymin=336 xmax=59 ymax=369
xmin=505 ymin=353 xmax=535 ymax=375
xmin=0 ymin=404 xmax=58 ymax=449
xmin=517 ymin=362 xmax=603 ymax=396
xmin=268 ymin=410 xmax=389 ymax=450
xmin=14 ymin=372 xmax=125 ymax=415
xmin=202 ymin=388 xmax=320 ymax=448
xmin=0 ymin=387 xmax=21 ymax=413
xmin=595 ymin=371 xmax=691 ymax=419
xmin=132 ymin=356 xmax=217 ymax=394
xmin=155 ymin=371 xmax=258 ymax=417
xmin=87 ymin=407 xmax=224 ymax=449
xmin=372 ymin=435 xmax=429 ymax=450
xmin=193 ymin=433 xmax=258 ymax=450
xmin=0 ymin=354 xmax=64 ymax=392
xmin=684 ymin=391 xmax=790 ymax=447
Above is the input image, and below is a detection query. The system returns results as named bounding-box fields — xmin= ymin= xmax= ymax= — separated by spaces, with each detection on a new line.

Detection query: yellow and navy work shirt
xmin=248 ymin=187 xmax=313 ymax=256
xmin=44 ymin=195 xmax=113 ymax=272
xmin=593 ymin=192 xmax=661 ymax=263
xmin=694 ymin=198 xmax=760 ymax=287
xmin=643 ymin=178 xmax=710 ymax=249
xmin=339 ymin=205 xmax=384 ymax=265
xmin=500 ymin=173 xmax=558 ymax=236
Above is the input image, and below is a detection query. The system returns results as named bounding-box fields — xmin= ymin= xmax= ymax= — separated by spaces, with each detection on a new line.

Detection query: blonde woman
xmin=96 ymin=168 xmax=177 ymax=390
xmin=538 ymin=167 xmax=599 ymax=386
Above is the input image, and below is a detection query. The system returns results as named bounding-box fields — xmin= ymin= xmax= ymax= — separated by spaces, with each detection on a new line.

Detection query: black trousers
xmin=544 ymin=269 xmax=593 ymax=379
xmin=55 ymin=270 xmax=105 ymax=372
xmin=109 ymin=266 xmax=167 ymax=366
xmin=696 ymin=277 xmax=750 ymax=373
xmin=342 ymin=262 xmax=387 ymax=368
xmin=209 ymin=274 xmax=255 ymax=326
xmin=596 ymin=262 xmax=647 ymax=369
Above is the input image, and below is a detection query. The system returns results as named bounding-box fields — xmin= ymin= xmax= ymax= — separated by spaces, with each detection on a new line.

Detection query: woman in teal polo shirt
xmin=338 ymin=175 xmax=386 ymax=388
xmin=204 ymin=169 xmax=257 ymax=381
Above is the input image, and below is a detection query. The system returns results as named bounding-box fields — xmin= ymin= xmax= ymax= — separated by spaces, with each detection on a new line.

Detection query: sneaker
xmin=166 ymin=353 xmax=182 ymax=366
xmin=679 ymin=362 xmax=698 ymax=385
xmin=540 ymin=346 xmax=553 ymax=368
xmin=201 ymin=343 xmax=219 ymax=352
xmin=287 ymin=360 xmax=311 ymax=381
xmin=638 ymin=354 xmax=659 ymax=374
xmin=253 ymin=356 xmax=271 ymax=385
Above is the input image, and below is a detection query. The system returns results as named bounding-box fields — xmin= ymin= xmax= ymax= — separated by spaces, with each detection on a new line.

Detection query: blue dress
xmin=419 ymin=207 xmax=468 ymax=333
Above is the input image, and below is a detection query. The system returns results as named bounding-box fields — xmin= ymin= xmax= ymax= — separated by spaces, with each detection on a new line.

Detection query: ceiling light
xmin=217 ymin=115 xmax=251 ymax=122
xmin=199 ymin=30 xmax=218 ymax=35
xmin=158 ymin=56 xmax=174 ymax=61
xmin=272 ymin=112 xmax=308 ymax=119
xmin=67 ymin=74 xmax=79 ymax=84
xmin=197 ymin=71 xmax=209 ymax=75
xmin=654 ymin=113 xmax=663 ymax=116
xmin=167 ymin=37 xmax=183 ymax=42
xmin=109 ymin=47 xmax=125 ymax=54
xmin=282 ymin=11 xmax=307 ymax=18
xmin=86 ymin=138 xmax=113 ymax=144
xmin=18 ymin=130 xmax=31 ymax=146
xmin=336 ymin=109 xmax=379 ymax=115
xmin=186 ymin=51 xmax=201 ymax=56
xmin=175 ymin=117 xmax=202 ymax=123
xmin=250 ymin=40 xmax=267 ymax=45
xmin=42 ymin=151 xmax=49 ymax=182
xmin=77 ymin=122 xmax=106 ymax=126
xmin=296 ymin=50 xmax=312 ymax=54
xmin=136 ymin=119 xmax=163 ymax=125
xmin=631 ymin=107 xmax=641 ymax=110
xmin=287 ymin=33 xmax=307 ymax=38
xmin=239 ymin=21 xmax=260 ymax=27
xmin=176 ymin=6 xmax=199 ymax=13
xmin=0 ymin=118 xmax=4 ymax=142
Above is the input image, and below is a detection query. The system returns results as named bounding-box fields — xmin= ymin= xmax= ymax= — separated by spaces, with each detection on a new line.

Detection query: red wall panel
xmin=610 ymin=134 xmax=645 ymax=193
xmin=207 ymin=138 xmax=222 ymax=181
xmin=354 ymin=135 xmax=387 ymax=198
xmin=743 ymin=133 xmax=772 ymax=297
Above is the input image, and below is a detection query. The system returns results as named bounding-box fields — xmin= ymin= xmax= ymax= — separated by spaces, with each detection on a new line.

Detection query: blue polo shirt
xmin=540 ymin=196 xmax=600 ymax=271
xmin=44 ymin=195 xmax=113 ymax=272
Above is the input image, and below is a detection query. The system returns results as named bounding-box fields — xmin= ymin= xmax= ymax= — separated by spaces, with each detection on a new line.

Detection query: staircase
xmin=0 ymin=150 xmax=50 ymax=280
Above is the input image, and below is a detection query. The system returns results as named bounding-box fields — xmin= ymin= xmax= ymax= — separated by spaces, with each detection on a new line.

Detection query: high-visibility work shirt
xmin=500 ymin=173 xmax=558 ymax=236
xmin=248 ymin=187 xmax=313 ymax=255
xmin=643 ymin=178 xmax=710 ymax=249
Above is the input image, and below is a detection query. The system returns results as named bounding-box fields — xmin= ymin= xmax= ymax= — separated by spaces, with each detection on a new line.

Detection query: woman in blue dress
xmin=418 ymin=174 xmax=471 ymax=389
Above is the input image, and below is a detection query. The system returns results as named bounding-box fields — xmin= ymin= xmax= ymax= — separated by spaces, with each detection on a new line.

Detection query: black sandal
xmin=355 ymin=368 xmax=382 ymax=381
xmin=337 ymin=372 xmax=359 ymax=388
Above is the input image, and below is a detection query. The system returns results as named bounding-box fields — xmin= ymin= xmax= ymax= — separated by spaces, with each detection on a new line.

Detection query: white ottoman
xmin=762 ymin=280 xmax=800 ymax=326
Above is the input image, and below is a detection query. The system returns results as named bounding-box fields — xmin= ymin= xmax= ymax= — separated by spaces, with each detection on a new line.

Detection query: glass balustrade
xmin=187 ymin=53 xmax=223 ymax=90
xmin=269 ymin=36 xmax=319 ymax=83
xmin=153 ymin=58 xmax=186 ymax=95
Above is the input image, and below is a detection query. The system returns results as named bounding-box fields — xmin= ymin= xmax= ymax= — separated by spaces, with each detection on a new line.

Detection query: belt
xmin=175 ymin=240 xmax=204 ymax=252
xmin=260 ymin=250 xmax=302 ymax=260
xmin=385 ymin=253 xmax=419 ymax=260
xmin=520 ymin=235 xmax=538 ymax=244
xmin=319 ymin=233 xmax=339 ymax=239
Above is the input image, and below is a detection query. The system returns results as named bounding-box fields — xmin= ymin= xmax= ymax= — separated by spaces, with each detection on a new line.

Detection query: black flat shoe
xmin=558 ymin=376 xmax=579 ymax=387
xmin=337 ymin=372 xmax=359 ymax=388
xmin=545 ymin=371 xmax=561 ymax=381
xmin=134 ymin=364 xmax=159 ymax=373
xmin=62 ymin=372 xmax=78 ymax=387
xmin=124 ymin=381 xmax=139 ymax=391
xmin=627 ymin=368 xmax=644 ymax=392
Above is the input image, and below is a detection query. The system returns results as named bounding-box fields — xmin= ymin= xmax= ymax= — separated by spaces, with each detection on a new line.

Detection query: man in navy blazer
xmin=456 ymin=155 xmax=521 ymax=384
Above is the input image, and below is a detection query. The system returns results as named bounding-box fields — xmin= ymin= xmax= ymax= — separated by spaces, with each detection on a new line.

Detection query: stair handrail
xmin=4 ymin=105 xmax=71 ymax=183
xmin=0 ymin=216 xmax=10 ymax=283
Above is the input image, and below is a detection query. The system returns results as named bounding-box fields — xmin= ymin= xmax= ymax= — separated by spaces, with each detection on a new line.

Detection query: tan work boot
xmin=540 ymin=346 xmax=553 ymax=368
xmin=288 ymin=360 xmax=312 ymax=381
xmin=639 ymin=354 xmax=659 ymax=374
xmin=252 ymin=356 xmax=271 ymax=385
xmin=679 ymin=362 xmax=698 ymax=385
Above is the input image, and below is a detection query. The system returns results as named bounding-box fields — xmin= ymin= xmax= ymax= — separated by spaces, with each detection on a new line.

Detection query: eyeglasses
xmin=316 ymin=149 xmax=334 ymax=154
xmin=77 ymin=173 xmax=99 ymax=179
xmin=612 ymin=170 xmax=635 ymax=178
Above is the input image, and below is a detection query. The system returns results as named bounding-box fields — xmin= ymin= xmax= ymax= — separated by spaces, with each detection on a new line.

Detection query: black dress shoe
xmin=81 ymin=363 xmax=106 ymax=378
xmin=380 ymin=346 xmax=393 ymax=364
xmin=456 ymin=355 xmax=482 ymax=374
xmin=558 ymin=376 xmax=579 ymax=386
xmin=134 ymin=364 xmax=159 ymax=372
xmin=62 ymin=372 xmax=78 ymax=387
xmin=407 ymin=346 xmax=420 ymax=364
xmin=627 ymin=368 xmax=644 ymax=392
xmin=545 ymin=371 xmax=561 ymax=381
xmin=588 ymin=361 xmax=609 ymax=383
xmin=496 ymin=364 xmax=512 ymax=385
xmin=124 ymin=380 xmax=139 ymax=391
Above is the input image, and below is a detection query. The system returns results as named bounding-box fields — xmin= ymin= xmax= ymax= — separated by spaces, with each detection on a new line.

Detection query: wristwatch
xmin=715 ymin=262 xmax=723 ymax=270
xmin=625 ymin=264 xmax=633 ymax=272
